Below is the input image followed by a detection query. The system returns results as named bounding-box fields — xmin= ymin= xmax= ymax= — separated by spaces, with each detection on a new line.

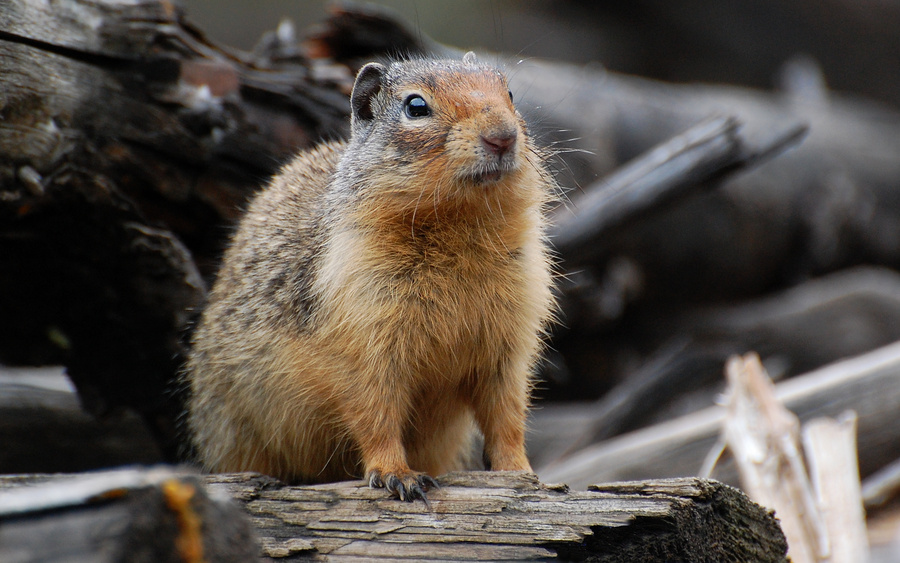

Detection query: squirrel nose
xmin=481 ymin=129 xmax=517 ymax=157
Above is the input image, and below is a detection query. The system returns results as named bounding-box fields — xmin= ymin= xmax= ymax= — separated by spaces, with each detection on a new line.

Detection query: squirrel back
xmin=187 ymin=53 xmax=556 ymax=501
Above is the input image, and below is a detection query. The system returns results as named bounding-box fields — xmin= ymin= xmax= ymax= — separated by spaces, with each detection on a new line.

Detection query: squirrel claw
xmin=366 ymin=469 xmax=438 ymax=503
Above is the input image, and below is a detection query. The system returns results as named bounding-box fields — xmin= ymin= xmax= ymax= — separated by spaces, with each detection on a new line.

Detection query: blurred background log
xmin=0 ymin=366 xmax=162 ymax=473
xmin=0 ymin=0 xmax=352 ymax=459
xmin=537 ymin=340 xmax=900 ymax=489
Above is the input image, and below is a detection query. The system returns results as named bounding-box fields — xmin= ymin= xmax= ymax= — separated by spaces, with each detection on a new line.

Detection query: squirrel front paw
xmin=366 ymin=467 xmax=439 ymax=502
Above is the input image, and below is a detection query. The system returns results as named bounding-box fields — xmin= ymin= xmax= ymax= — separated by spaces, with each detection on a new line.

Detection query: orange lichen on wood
xmin=162 ymin=479 xmax=205 ymax=563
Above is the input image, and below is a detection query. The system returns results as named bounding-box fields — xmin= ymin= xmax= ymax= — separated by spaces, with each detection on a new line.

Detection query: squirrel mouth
xmin=467 ymin=162 xmax=513 ymax=185
xmin=472 ymin=168 xmax=503 ymax=184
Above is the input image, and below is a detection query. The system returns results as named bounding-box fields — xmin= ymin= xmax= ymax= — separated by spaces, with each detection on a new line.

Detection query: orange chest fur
xmin=314 ymin=222 xmax=546 ymax=382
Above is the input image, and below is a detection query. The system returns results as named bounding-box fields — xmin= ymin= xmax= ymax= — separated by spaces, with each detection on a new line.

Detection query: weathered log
xmin=522 ymin=58 xmax=900 ymax=396
xmin=0 ymin=468 xmax=787 ymax=562
xmin=518 ymin=54 xmax=900 ymax=357
xmin=538 ymin=339 xmax=900 ymax=489
xmin=205 ymin=471 xmax=787 ymax=562
xmin=0 ymin=467 xmax=257 ymax=563
xmin=802 ymin=414 xmax=870 ymax=563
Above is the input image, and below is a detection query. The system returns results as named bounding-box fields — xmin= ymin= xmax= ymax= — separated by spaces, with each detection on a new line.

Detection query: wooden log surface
xmin=802 ymin=413 xmax=870 ymax=563
xmin=0 ymin=468 xmax=788 ymax=562
xmin=208 ymin=471 xmax=788 ymax=562
xmin=548 ymin=114 xmax=806 ymax=262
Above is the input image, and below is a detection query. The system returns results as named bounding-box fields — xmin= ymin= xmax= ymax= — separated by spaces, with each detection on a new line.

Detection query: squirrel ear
xmin=351 ymin=62 xmax=386 ymax=123
xmin=463 ymin=51 xmax=477 ymax=65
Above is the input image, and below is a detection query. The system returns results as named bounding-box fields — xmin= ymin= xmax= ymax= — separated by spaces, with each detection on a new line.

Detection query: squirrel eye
xmin=404 ymin=94 xmax=430 ymax=118
xmin=508 ymin=90 xmax=514 ymax=103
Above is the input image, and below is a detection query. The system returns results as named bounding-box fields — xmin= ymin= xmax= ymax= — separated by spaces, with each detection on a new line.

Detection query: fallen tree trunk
xmin=0 ymin=466 xmax=790 ymax=562
xmin=0 ymin=468 xmax=788 ymax=561
xmin=212 ymin=471 xmax=789 ymax=562
xmin=549 ymin=114 xmax=806 ymax=263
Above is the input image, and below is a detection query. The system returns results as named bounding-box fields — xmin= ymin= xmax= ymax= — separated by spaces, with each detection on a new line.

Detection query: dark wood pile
xmin=3 ymin=0 xmax=900 ymax=560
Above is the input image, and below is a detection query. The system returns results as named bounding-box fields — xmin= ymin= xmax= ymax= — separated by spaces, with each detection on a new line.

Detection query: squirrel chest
xmin=316 ymin=204 xmax=544 ymax=383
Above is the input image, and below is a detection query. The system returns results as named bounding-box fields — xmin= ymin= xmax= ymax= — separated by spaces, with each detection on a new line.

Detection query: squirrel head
xmin=345 ymin=53 xmax=535 ymax=207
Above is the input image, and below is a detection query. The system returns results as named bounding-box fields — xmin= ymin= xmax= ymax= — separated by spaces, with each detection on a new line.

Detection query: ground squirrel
xmin=186 ymin=52 xmax=556 ymax=501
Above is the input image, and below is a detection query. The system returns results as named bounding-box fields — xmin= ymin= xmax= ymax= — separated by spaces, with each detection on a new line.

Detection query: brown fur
xmin=186 ymin=54 xmax=556 ymax=500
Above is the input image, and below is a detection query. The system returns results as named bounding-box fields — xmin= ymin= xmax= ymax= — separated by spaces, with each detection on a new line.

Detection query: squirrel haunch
xmin=186 ymin=54 xmax=556 ymax=501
